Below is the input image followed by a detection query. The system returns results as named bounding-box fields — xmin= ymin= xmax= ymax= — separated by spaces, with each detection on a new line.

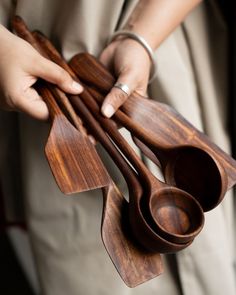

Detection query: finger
xmin=13 ymin=87 xmax=49 ymax=120
xmin=33 ymin=55 xmax=83 ymax=94
xmin=101 ymin=70 xmax=136 ymax=118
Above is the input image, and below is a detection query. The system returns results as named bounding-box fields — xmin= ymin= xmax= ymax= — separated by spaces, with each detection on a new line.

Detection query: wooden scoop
xmin=11 ymin=16 xmax=110 ymax=194
xmin=28 ymin=28 xmax=165 ymax=286
xmin=31 ymin=30 xmax=204 ymax=246
xmin=65 ymin=90 xmax=165 ymax=286
xmin=69 ymin=53 xmax=236 ymax=211
xmin=76 ymin=89 xmax=204 ymax=246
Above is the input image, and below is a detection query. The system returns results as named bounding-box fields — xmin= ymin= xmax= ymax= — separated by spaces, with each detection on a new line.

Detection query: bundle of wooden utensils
xmin=11 ymin=16 xmax=236 ymax=287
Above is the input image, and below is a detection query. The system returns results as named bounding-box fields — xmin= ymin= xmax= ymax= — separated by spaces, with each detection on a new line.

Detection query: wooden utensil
xmin=75 ymin=85 xmax=204 ymax=246
xmin=11 ymin=16 xmax=110 ymax=194
xmin=32 ymin=30 xmax=205 ymax=248
xmin=31 ymin=28 xmax=202 ymax=249
xmin=59 ymin=87 xmax=165 ymax=285
xmin=12 ymin=16 xmax=87 ymax=134
xmin=57 ymin=80 xmax=166 ymax=284
xmin=34 ymin=82 xmax=109 ymax=194
xmin=69 ymin=53 xmax=236 ymax=210
xmin=105 ymin=101 xmax=227 ymax=214
xmin=28 ymin=27 xmax=165 ymax=286
xmin=102 ymin=183 xmax=164 ymax=287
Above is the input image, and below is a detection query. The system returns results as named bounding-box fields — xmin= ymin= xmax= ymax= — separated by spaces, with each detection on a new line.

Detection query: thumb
xmin=101 ymin=69 xmax=137 ymax=118
xmin=33 ymin=55 xmax=83 ymax=94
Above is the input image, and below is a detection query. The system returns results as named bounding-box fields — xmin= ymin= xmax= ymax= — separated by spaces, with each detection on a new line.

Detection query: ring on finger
xmin=113 ymin=82 xmax=131 ymax=96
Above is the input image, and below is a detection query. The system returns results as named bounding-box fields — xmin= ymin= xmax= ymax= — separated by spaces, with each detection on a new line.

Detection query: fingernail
xmin=102 ymin=104 xmax=115 ymax=118
xmin=72 ymin=81 xmax=83 ymax=92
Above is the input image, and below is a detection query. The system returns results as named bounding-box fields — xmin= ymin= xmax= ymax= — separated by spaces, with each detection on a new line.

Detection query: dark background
xmin=0 ymin=232 xmax=34 ymax=295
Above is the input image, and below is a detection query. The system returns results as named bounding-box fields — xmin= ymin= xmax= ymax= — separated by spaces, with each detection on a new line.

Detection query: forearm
xmin=123 ymin=0 xmax=202 ymax=50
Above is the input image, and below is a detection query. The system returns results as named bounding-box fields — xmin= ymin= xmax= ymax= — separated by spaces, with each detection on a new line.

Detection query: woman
xmin=0 ymin=0 xmax=235 ymax=294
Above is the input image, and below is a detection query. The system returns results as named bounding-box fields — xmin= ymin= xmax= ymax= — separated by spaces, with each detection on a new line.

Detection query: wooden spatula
xmin=30 ymin=30 xmax=164 ymax=286
xmin=11 ymin=16 xmax=110 ymax=194
xmin=35 ymin=82 xmax=110 ymax=194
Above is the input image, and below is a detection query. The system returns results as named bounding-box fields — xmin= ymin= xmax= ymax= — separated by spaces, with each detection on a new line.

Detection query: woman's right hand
xmin=0 ymin=25 xmax=83 ymax=120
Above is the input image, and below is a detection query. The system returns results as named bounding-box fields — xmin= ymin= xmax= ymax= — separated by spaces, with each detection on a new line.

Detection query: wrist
xmin=108 ymin=30 xmax=157 ymax=83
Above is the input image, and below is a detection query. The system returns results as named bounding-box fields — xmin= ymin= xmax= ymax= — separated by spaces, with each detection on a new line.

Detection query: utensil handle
xmin=70 ymin=53 xmax=115 ymax=94
xmin=33 ymin=30 xmax=76 ymax=79
xmin=69 ymin=54 xmax=168 ymax=152
xmin=11 ymin=16 xmax=86 ymax=134
xmin=32 ymin=30 xmax=142 ymax=189
xmin=31 ymin=29 xmax=155 ymax=184
xmin=35 ymin=81 xmax=62 ymax=119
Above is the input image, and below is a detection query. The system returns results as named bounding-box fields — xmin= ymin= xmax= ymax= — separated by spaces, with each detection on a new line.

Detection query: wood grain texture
xmin=32 ymin=34 xmax=204 ymax=251
xmin=36 ymin=84 xmax=110 ymax=194
xmin=12 ymin=16 xmax=86 ymax=135
xmin=11 ymin=16 xmax=110 ymax=194
xmin=69 ymin=53 xmax=236 ymax=211
xmin=29 ymin=29 xmax=165 ymax=286
xmin=102 ymin=183 xmax=163 ymax=288
xmin=14 ymin=19 xmax=234 ymax=286
xmin=73 ymin=84 xmax=204 ymax=247
xmin=73 ymin=87 xmax=200 ymax=251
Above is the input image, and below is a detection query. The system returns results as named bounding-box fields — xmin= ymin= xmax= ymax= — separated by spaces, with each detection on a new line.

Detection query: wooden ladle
xmin=60 ymin=91 xmax=165 ymax=285
xmin=68 ymin=78 xmax=201 ymax=250
xmin=30 ymin=28 xmax=204 ymax=251
xmin=76 ymin=85 xmax=205 ymax=246
xmin=32 ymin=30 xmax=205 ymax=247
xmin=27 ymin=27 xmax=166 ymax=286
xmin=69 ymin=53 xmax=229 ymax=211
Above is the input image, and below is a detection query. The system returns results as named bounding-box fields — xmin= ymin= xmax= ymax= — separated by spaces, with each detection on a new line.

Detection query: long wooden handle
xmin=31 ymin=31 xmax=142 ymax=190
xmin=70 ymin=52 xmax=115 ymax=94
xmin=33 ymin=30 xmax=76 ymax=79
xmin=31 ymin=30 xmax=156 ymax=185
xmin=34 ymin=81 xmax=62 ymax=118
xmin=11 ymin=16 xmax=86 ymax=134
xmin=69 ymin=53 xmax=173 ymax=153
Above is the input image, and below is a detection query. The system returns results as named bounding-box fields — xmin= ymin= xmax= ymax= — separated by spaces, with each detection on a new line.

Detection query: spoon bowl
xmin=32 ymin=34 xmax=205 ymax=254
xmin=148 ymin=186 xmax=204 ymax=244
xmin=69 ymin=52 xmax=229 ymax=211
xmin=129 ymin=187 xmax=194 ymax=253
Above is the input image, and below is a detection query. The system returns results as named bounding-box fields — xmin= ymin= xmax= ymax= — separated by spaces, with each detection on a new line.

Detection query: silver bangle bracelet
xmin=108 ymin=30 xmax=157 ymax=83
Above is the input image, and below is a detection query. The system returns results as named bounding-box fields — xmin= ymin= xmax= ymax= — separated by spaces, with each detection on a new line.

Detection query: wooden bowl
xmin=149 ymin=188 xmax=204 ymax=244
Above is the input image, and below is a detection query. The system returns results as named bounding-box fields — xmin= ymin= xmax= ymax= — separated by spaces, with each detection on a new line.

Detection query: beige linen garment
xmin=0 ymin=0 xmax=235 ymax=294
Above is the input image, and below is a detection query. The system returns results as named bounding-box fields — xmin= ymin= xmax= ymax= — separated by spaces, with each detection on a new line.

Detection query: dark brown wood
xmin=32 ymin=29 xmax=204 ymax=248
xmin=74 ymin=85 xmax=204 ymax=247
xmin=12 ymin=15 xmax=86 ymax=134
xmin=102 ymin=183 xmax=164 ymax=287
xmin=69 ymin=53 xmax=236 ymax=211
xmin=34 ymin=82 xmax=110 ymax=194
xmin=11 ymin=16 xmax=110 ymax=194
xmin=30 ymin=29 xmax=165 ymax=286
xmin=97 ymin=88 xmax=226 ymax=214
xmin=31 ymin=30 xmax=206 ymax=286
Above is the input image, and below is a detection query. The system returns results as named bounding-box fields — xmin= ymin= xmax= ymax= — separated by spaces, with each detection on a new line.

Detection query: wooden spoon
xmin=32 ymin=30 xmax=204 ymax=246
xmin=11 ymin=16 xmax=110 ymax=194
xmin=69 ymin=53 xmax=234 ymax=211
xmin=27 ymin=27 xmax=165 ymax=287
xmin=75 ymin=91 xmax=204 ymax=246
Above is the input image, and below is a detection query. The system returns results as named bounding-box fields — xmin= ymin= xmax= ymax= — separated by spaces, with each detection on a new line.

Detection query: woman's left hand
xmin=99 ymin=38 xmax=151 ymax=118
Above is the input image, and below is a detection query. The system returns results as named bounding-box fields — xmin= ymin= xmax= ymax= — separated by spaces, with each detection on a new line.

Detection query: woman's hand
xmin=99 ymin=38 xmax=151 ymax=118
xmin=0 ymin=25 xmax=83 ymax=120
